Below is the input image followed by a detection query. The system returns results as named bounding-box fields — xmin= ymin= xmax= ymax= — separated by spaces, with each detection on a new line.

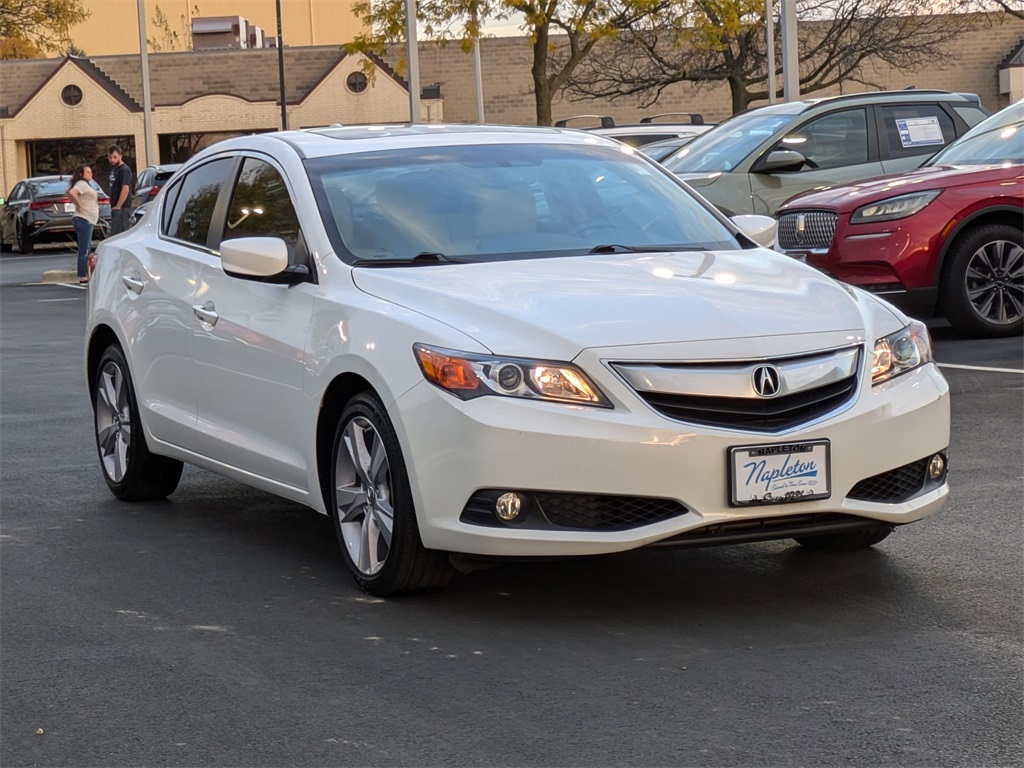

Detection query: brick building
xmin=0 ymin=47 xmax=440 ymax=196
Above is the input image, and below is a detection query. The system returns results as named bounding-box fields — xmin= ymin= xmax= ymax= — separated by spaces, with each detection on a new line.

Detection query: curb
xmin=42 ymin=269 xmax=77 ymax=284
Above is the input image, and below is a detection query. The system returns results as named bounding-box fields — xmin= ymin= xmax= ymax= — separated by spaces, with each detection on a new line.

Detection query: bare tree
xmin=566 ymin=0 xmax=985 ymax=115
xmin=347 ymin=0 xmax=673 ymax=125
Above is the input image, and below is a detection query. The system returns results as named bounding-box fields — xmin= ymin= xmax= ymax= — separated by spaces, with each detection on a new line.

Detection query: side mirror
xmin=220 ymin=237 xmax=310 ymax=285
xmin=731 ymin=214 xmax=777 ymax=248
xmin=756 ymin=149 xmax=808 ymax=174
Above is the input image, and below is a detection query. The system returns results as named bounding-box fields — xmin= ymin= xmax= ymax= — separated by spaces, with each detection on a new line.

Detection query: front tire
xmin=93 ymin=344 xmax=183 ymax=501
xmin=330 ymin=393 xmax=453 ymax=596
xmin=793 ymin=525 xmax=893 ymax=551
xmin=941 ymin=224 xmax=1024 ymax=337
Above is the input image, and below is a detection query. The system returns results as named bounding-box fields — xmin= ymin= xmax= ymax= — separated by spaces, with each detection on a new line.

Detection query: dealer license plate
xmin=728 ymin=440 xmax=831 ymax=506
xmin=63 ymin=203 xmax=75 ymax=213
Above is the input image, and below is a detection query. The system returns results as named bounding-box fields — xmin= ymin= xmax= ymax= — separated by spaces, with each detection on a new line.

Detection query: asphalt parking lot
xmin=1 ymin=253 xmax=1021 ymax=767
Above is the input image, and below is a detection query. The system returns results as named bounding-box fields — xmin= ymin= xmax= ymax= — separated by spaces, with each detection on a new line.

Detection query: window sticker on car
xmin=896 ymin=117 xmax=944 ymax=148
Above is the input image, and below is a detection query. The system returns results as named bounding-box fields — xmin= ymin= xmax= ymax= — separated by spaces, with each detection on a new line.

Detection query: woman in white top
xmin=67 ymin=165 xmax=99 ymax=284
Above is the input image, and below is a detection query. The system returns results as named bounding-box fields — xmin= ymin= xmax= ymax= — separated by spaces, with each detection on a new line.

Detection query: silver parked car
xmin=664 ymin=90 xmax=989 ymax=216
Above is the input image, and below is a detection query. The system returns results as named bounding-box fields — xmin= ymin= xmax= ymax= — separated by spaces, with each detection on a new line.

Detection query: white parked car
xmin=85 ymin=125 xmax=951 ymax=596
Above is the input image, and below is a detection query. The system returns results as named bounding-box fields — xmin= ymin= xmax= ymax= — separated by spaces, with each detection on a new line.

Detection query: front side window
xmin=878 ymin=104 xmax=955 ymax=160
xmin=665 ymin=112 xmax=797 ymax=173
xmin=306 ymin=142 xmax=741 ymax=263
xmin=776 ymin=109 xmax=869 ymax=171
xmin=164 ymin=158 xmax=234 ymax=247
xmin=220 ymin=158 xmax=301 ymax=254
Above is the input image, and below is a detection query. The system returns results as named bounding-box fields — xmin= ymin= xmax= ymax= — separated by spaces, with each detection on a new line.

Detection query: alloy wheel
xmin=964 ymin=239 xmax=1024 ymax=326
xmin=95 ymin=360 xmax=132 ymax=482
xmin=334 ymin=416 xmax=394 ymax=576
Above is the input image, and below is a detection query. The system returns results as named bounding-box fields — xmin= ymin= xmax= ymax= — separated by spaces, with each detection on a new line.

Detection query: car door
xmin=748 ymin=107 xmax=883 ymax=215
xmin=189 ymin=154 xmax=316 ymax=490
xmin=875 ymin=103 xmax=959 ymax=175
xmin=127 ymin=157 xmax=236 ymax=449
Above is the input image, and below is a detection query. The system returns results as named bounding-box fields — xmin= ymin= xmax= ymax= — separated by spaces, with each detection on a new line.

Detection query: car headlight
xmin=851 ymin=190 xmax=941 ymax=224
xmin=413 ymin=344 xmax=611 ymax=407
xmin=871 ymin=320 xmax=933 ymax=385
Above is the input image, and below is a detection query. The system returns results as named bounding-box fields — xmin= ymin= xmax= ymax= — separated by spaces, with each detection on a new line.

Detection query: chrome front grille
xmin=614 ymin=346 xmax=861 ymax=432
xmin=777 ymin=210 xmax=838 ymax=251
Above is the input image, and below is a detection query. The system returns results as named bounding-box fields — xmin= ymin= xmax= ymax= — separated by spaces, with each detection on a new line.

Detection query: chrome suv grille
xmin=777 ymin=211 xmax=838 ymax=251
xmin=614 ymin=346 xmax=861 ymax=432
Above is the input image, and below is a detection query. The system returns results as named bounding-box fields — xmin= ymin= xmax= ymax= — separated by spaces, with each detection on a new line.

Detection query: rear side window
xmin=952 ymin=106 xmax=989 ymax=129
xmin=219 ymin=158 xmax=301 ymax=255
xmin=878 ymin=104 xmax=956 ymax=160
xmin=163 ymin=158 xmax=234 ymax=247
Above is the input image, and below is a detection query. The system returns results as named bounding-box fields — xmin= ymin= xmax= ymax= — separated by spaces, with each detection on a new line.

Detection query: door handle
xmin=192 ymin=301 xmax=219 ymax=327
xmin=121 ymin=273 xmax=144 ymax=294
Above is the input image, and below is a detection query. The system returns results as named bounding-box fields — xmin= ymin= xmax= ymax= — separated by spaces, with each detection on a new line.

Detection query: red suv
xmin=776 ymin=102 xmax=1023 ymax=337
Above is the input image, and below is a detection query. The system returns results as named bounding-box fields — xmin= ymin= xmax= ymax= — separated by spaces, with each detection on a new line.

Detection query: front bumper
xmin=392 ymin=360 xmax=950 ymax=557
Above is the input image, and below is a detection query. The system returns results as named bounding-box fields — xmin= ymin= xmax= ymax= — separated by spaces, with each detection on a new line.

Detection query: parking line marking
xmin=938 ymin=363 xmax=1024 ymax=375
xmin=38 ymin=297 xmax=81 ymax=302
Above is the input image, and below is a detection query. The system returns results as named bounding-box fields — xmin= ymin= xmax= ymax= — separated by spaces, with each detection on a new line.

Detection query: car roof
xmin=199 ymin=124 xmax=629 ymax=160
xmin=742 ymin=89 xmax=981 ymax=118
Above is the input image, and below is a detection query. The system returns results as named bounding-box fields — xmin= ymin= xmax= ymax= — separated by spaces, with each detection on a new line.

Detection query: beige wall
xmin=403 ymin=15 xmax=1024 ymax=125
xmin=0 ymin=53 xmax=437 ymax=194
xmin=74 ymin=0 xmax=363 ymax=56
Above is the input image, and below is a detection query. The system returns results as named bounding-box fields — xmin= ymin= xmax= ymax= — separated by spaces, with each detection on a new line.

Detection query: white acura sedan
xmin=86 ymin=126 xmax=950 ymax=595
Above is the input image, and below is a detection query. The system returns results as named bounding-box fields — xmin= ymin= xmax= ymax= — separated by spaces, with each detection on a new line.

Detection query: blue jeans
xmin=73 ymin=217 xmax=94 ymax=278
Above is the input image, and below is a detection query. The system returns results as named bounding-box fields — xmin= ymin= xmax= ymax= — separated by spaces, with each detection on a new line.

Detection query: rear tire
xmin=93 ymin=344 xmax=183 ymax=501
xmin=330 ymin=392 xmax=454 ymax=596
xmin=17 ymin=221 xmax=33 ymax=254
xmin=941 ymin=224 xmax=1024 ymax=337
xmin=794 ymin=525 xmax=893 ymax=551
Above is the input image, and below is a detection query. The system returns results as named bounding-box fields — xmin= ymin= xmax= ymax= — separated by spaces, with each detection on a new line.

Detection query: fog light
xmin=928 ymin=453 xmax=946 ymax=481
xmin=495 ymin=492 xmax=522 ymax=521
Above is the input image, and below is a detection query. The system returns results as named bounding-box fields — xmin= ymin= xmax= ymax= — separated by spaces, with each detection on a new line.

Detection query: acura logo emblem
xmin=753 ymin=365 xmax=782 ymax=398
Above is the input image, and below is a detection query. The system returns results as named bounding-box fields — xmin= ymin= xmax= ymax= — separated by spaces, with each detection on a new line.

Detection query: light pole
xmin=405 ymin=0 xmax=421 ymax=123
xmin=766 ymin=0 xmax=776 ymax=104
xmin=780 ymin=0 xmax=799 ymax=101
xmin=136 ymin=0 xmax=154 ymax=165
xmin=471 ymin=3 xmax=484 ymax=123
xmin=276 ymin=0 xmax=288 ymax=130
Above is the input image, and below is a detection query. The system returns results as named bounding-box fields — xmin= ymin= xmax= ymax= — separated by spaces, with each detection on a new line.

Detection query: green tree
xmin=0 ymin=0 xmax=89 ymax=54
xmin=566 ymin=0 xmax=982 ymax=115
xmin=347 ymin=0 xmax=671 ymax=125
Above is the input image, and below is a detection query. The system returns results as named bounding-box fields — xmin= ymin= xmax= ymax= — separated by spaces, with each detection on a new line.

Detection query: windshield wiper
xmin=351 ymin=252 xmax=466 ymax=267
xmin=587 ymin=244 xmax=706 ymax=254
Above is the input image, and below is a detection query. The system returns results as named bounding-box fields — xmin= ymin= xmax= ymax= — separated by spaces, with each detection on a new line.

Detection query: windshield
xmin=926 ymin=106 xmax=1024 ymax=166
xmin=305 ymin=143 xmax=740 ymax=264
xmin=642 ymin=139 xmax=688 ymax=162
xmin=664 ymin=113 xmax=795 ymax=174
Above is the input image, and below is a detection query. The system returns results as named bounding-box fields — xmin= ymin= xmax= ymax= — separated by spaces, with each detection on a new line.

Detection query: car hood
xmin=351 ymin=250 xmax=896 ymax=360
xmin=778 ymin=164 xmax=1018 ymax=212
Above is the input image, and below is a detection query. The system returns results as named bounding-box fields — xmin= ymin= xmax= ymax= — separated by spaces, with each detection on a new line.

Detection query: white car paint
xmin=86 ymin=125 xmax=950 ymax=569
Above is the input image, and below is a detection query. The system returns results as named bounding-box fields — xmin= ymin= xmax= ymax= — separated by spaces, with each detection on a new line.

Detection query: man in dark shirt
xmin=107 ymin=144 xmax=134 ymax=235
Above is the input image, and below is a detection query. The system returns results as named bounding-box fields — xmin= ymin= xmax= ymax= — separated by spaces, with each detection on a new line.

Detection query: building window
xmin=346 ymin=72 xmax=368 ymax=95
xmin=61 ymin=85 xmax=84 ymax=107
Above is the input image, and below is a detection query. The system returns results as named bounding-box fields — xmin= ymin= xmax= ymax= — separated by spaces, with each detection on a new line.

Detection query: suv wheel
xmin=942 ymin=224 xmax=1023 ymax=337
